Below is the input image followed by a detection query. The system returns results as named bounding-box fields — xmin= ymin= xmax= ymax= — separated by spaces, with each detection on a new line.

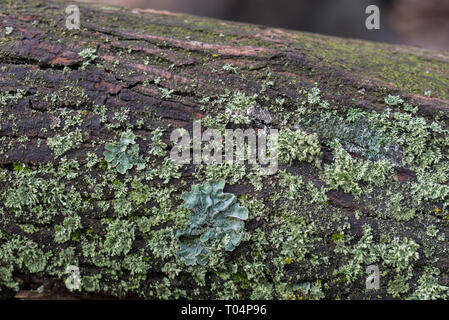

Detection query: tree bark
xmin=0 ymin=0 xmax=449 ymax=300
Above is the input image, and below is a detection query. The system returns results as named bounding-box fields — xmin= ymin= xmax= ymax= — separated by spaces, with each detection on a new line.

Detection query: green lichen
xmin=310 ymin=111 xmax=389 ymax=161
xmin=54 ymin=214 xmax=82 ymax=244
xmin=5 ymin=27 xmax=13 ymax=35
xmin=103 ymin=219 xmax=135 ymax=256
xmin=0 ymin=233 xmax=50 ymax=274
xmin=148 ymin=127 xmax=167 ymax=157
xmin=324 ymin=141 xmax=395 ymax=197
xmin=225 ymin=92 xmax=257 ymax=125
xmin=277 ymin=128 xmax=322 ymax=168
xmin=0 ymin=89 xmax=25 ymax=106
xmin=176 ymin=180 xmax=248 ymax=266
xmin=104 ymin=130 xmax=145 ymax=174
xmin=222 ymin=64 xmax=238 ymax=74
xmin=270 ymin=219 xmax=315 ymax=276
xmin=278 ymin=170 xmax=303 ymax=200
xmin=204 ymin=163 xmax=246 ymax=185
xmin=387 ymin=274 xmax=410 ymax=298
xmin=408 ymin=267 xmax=448 ymax=300
xmin=47 ymin=129 xmax=83 ymax=157
xmin=293 ymin=281 xmax=325 ymax=300
xmin=334 ymin=225 xmax=419 ymax=283
xmin=78 ymin=47 xmax=97 ymax=69
xmin=384 ymin=94 xmax=404 ymax=107
xmin=159 ymin=88 xmax=174 ymax=99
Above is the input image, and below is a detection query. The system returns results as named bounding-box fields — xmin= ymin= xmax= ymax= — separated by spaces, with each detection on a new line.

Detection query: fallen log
xmin=0 ymin=0 xmax=449 ymax=300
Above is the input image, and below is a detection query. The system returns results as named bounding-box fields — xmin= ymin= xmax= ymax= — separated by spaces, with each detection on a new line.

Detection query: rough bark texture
xmin=0 ymin=0 xmax=449 ymax=300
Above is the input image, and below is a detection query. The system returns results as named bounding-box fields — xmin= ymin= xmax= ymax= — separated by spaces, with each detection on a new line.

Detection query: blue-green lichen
xmin=176 ymin=180 xmax=248 ymax=266
xmin=104 ymin=131 xmax=145 ymax=174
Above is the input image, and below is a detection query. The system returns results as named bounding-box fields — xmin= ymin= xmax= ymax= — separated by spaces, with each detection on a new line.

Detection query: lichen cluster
xmin=176 ymin=180 xmax=248 ymax=266
xmin=104 ymin=130 xmax=145 ymax=174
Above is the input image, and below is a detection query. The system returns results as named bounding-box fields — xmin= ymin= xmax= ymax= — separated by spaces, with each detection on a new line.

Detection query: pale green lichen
xmin=47 ymin=129 xmax=83 ymax=157
xmin=310 ymin=111 xmax=389 ymax=161
xmin=104 ymin=131 xmax=145 ymax=174
xmin=334 ymin=225 xmax=419 ymax=282
xmin=387 ymin=274 xmax=411 ymax=298
xmin=0 ymin=233 xmax=50 ymax=274
xmin=148 ymin=127 xmax=167 ymax=157
xmin=78 ymin=48 xmax=97 ymax=69
xmin=222 ymin=64 xmax=238 ymax=74
xmin=225 ymin=91 xmax=257 ymax=124
xmin=270 ymin=220 xmax=315 ymax=274
xmin=176 ymin=180 xmax=248 ymax=266
xmin=324 ymin=141 xmax=395 ymax=197
xmin=277 ymin=128 xmax=322 ymax=168
xmin=159 ymin=88 xmax=174 ymax=99
xmin=103 ymin=219 xmax=135 ymax=256
xmin=384 ymin=94 xmax=404 ymax=107
xmin=384 ymin=192 xmax=416 ymax=221
xmin=54 ymin=214 xmax=82 ymax=244
xmin=306 ymin=87 xmax=324 ymax=106
xmin=278 ymin=170 xmax=303 ymax=200
xmin=204 ymin=163 xmax=246 ymax=185
xmin=5 ymin=26 xmax=13 ymax=35
xmin=0 ymin=89 xmax=25 ymax=106
xmin=293 ymin=281 xmax=325 ymax=300
xmin=408 ymin=267 xmax=448 ymax=300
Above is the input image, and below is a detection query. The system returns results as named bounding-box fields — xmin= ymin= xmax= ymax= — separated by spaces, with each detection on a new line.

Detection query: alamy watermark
xmin=366 ymin=265 xmax=380 ymax=290
xmin=65 ymin=5 xmax=80 ymax=30
xmin=65 ymin=265 xmax=81 ymax=291
xmin=365 ymin=5 xmax=380 ymax=30
xmin=170 ymin=121 xmax=279 ymax=175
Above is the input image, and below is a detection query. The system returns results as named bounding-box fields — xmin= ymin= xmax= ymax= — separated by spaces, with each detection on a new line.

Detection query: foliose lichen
xmin=176 ymin=180 xmax=248 ymax=266
xmin=104 ymin=130 xmax=145 ymax=174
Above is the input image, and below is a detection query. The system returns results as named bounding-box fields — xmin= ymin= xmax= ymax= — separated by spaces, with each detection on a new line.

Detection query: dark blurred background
xmin=80 ymin=0 xmax=449 ymax=51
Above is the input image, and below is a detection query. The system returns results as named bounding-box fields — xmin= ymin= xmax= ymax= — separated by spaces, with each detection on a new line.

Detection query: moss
xmin=294 ymin=34 xmax=449 ymax=99
xmin=331 ymin=233 xmax=344 ymax=242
